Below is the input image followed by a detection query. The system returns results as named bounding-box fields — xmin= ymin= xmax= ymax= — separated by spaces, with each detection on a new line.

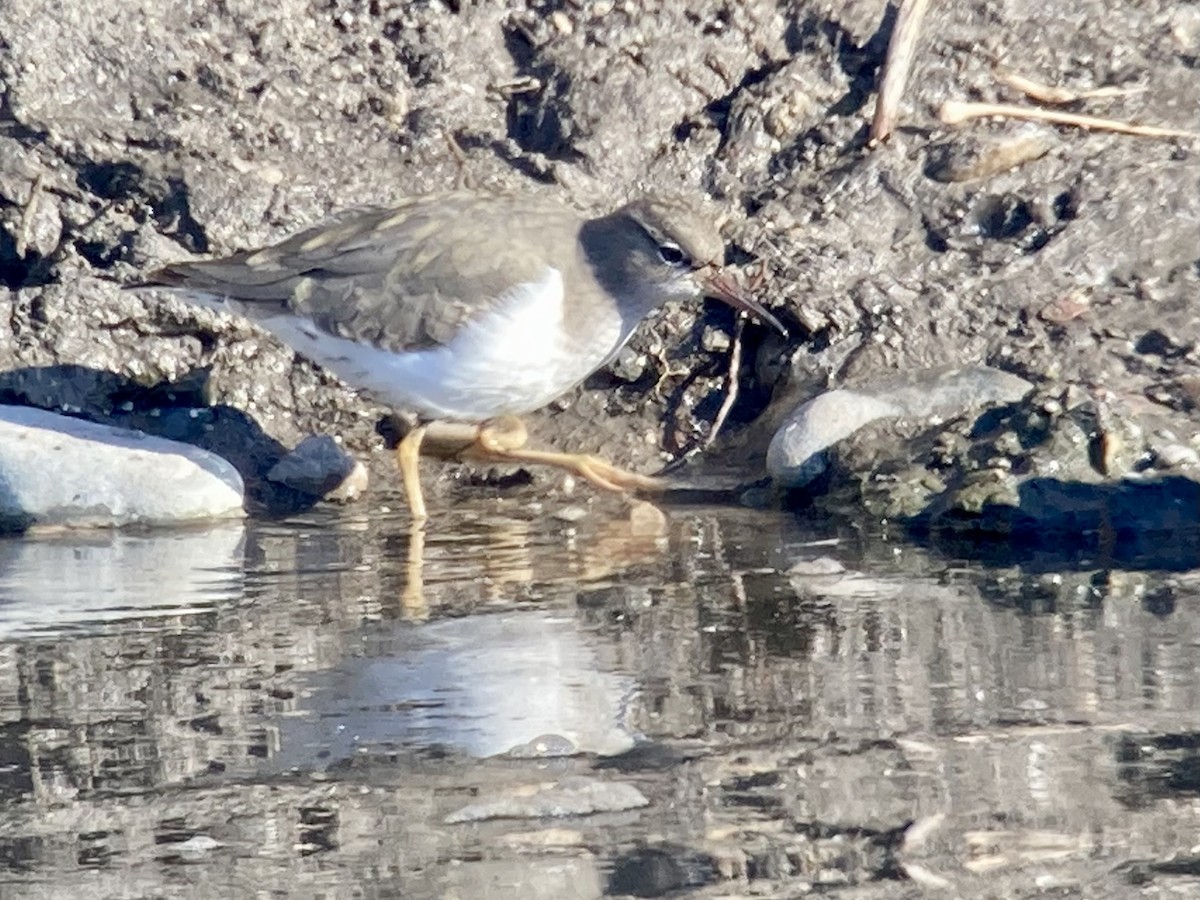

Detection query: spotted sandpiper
xmin=138 ymin=191 xmax=785 ymax=520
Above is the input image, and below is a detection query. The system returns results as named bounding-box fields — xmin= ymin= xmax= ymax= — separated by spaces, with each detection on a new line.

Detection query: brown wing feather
xmin=140 ymin=192 xmax=584 ymax=353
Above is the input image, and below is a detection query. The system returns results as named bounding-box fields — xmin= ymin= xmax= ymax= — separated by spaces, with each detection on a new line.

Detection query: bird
xmin=136 ymin=190 xmax=786 ymax=521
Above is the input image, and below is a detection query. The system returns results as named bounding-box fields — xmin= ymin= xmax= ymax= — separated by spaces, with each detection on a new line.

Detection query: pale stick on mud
xmin=939 ymin=99 xmax=1200 ymax=141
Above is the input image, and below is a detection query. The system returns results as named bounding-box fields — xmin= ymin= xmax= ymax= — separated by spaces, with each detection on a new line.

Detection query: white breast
xmin=256 ymin=267 xmax=625 ymax=421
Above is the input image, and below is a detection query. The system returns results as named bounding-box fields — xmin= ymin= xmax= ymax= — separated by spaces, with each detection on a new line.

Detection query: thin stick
xmin=704 ymin=314 xmax=745 ymax=450
xmin=444 ymin=131 xmax=478 ymax=191
xmin=870 ymin=0 xmax=932 ymax=144
xmin=14 ymin=174 xmax=44 ymax=259
xmin=939 ymin=99 xmax=1200 ymax=141
xmin=995 ymin=68 xmax=1145 ymax=106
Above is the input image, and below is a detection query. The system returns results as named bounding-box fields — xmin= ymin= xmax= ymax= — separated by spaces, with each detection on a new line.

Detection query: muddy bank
xmin=0 ymin=0 xmax=1197 ymax=519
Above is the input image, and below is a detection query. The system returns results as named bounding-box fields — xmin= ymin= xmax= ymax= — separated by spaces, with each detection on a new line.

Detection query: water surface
xmin=1 ymin=498 xmax=1198 ymax=898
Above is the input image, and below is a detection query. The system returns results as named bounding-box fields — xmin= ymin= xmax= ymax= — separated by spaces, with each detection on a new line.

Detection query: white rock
xmin=0 ymin=405 xmax=244 ymax=529
xmin=767 ymin=366 xmax=1033 ymax=487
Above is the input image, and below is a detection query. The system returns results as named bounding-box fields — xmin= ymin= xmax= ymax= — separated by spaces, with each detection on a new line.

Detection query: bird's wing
xmin=141 ymin=193 xmax=581 ymax=353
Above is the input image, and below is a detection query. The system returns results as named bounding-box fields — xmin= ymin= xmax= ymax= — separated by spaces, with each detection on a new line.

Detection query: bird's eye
xmin=657 ymin=242 xmax=689 ymax=268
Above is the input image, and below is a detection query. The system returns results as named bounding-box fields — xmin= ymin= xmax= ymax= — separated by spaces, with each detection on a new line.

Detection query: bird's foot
xmin=465 ymin=416 xmax=667 ymax=496
xmin=395 ymin=416 xmax=665 ymax=521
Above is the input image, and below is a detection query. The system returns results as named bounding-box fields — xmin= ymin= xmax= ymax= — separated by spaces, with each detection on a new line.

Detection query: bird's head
xmin=582 ymin=194 xmax=786 ymax=336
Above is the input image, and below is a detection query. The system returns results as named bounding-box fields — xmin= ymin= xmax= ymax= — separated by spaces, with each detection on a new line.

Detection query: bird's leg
xmin=463 ymin=415 xmax=667 ymax=496
xmin=395 ymin=423 xmax=429 ymax=522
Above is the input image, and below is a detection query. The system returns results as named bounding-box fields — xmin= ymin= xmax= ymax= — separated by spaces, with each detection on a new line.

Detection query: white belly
xmin=256 ymin=267 xmax=626 ymax=421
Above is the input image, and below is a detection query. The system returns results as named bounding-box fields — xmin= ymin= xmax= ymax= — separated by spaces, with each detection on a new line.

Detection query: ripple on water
xmin=0 ymin=502 xmax=1197 ymax=896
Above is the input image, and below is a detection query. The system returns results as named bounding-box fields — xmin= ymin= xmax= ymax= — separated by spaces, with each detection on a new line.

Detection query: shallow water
xmin=1 ymin=498 xmax=1200 ymax=898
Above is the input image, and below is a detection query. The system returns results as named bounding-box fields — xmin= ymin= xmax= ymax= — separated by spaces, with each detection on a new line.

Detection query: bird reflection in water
xmin=398 ymin=494 xmax=670 ymax=619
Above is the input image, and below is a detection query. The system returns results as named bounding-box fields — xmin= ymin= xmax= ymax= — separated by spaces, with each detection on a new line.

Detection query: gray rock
xmin=1154 ymin=443 xmax=1200 ymax=471
xmin=266 ymin=434 xmax=368 ymax=502
xmin=444 ymin=776 xmax=649 ymax=824
xmin=767 ymin=366 xmax=1033 ymax=488
xmin=0 ymin=405 xmax=244 ymax=530
xmin=507 ymin=733 xmax=578 ymax=759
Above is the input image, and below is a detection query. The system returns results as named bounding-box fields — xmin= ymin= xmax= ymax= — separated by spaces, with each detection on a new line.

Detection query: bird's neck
xmin=577 ymin=215 xmax=663 ymax=321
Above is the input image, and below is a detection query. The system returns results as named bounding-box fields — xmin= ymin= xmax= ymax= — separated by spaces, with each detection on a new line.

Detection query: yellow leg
xmin=464 ymin=416 xmax=667 ymax=496
xmin=395 ymin=424 xmax=429 ymax=523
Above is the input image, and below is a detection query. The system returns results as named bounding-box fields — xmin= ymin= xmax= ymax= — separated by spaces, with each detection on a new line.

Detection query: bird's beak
xmin=701 ymin=268 xmax=788 ymax=338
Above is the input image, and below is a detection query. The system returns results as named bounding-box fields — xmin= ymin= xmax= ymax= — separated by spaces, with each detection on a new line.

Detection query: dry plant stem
xmin=704 ymin=314 xmax=745 ymax=450
xmin=939 ymin=99 xmax=1200 ymax=140
xmin=444 ymin=131 xmax=477 ymax=191
xmin=994 ymin=68 xmax=1144 ymax=105
xmin=15 ymin=174 xmax=44 ymax=258
xmin=870 ymin=0 xmax=931 ymax=144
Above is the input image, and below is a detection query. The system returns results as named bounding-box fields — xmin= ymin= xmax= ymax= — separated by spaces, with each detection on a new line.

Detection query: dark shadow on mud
xmin=907 ymin=475 xmax=1200 ymax=572
xmin=0 ymin=364 xmax=319 ymax=517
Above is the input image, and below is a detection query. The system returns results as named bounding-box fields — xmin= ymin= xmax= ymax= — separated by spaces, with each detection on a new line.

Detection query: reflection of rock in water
xmin=272 ymin=609 xmax=638 ymax=764
xmin=0 ymin=526 xmax=246 ymax=637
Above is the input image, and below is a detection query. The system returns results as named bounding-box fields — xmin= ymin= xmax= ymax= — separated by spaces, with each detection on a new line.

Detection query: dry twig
xmin=995 ymin=68 xmax=1145 ymax=106
xmin=870 ymin=0 xmax=931 ymax=144
xmin=703 ymin=313 xmax=745 ymax=450
xmin=14 ymin=174 xmax=44 ymax=259
xmin=939 ymin=99 xmax=1200 ymax=141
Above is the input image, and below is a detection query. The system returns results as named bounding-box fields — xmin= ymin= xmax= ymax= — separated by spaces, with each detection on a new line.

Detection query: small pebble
xmin=550 ymin=10 xmax=573 ymax=34
xmin=701 ymin=325 xmax=731 ymax=353
xmin=787 ymin=556 xmax=846 ymax=576
xmin=553 ymin=505 xmax=588 ymax=523
xmin=1155 ymin=444 xmax=1200 ymax=470
xmin=608 ymin=346 xmax=646 ymax=382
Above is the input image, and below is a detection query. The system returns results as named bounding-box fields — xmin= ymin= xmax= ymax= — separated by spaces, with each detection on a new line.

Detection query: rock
xmin=553 ymin=505 xmax=589 ymax=523
xmin=265 ymin=434 xmax=368 ymax=502
xmin=607 ymin=345 xmax=647 ymax=383
xmin=767 ymin=392 xmax=900 ymax=488
xmin=0 ymin=405 xmax=244 ymax=531
xmin=700 ymin=324 xmax=731 ymax=353
xmin=507 ymin=733 xmax=578 ymax=758
xmin=444 ymin=776 xmax=649 ymax=824
xmin=923 ymin=126 xmax=1057 ymax=183
xmin=865 ymin=389 xmax=1200 ymax=550
xmin=1154 ymin=443 xmax=1200 ymax=471
xmin=767 ymin=366 xmax=1033 ymax=488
